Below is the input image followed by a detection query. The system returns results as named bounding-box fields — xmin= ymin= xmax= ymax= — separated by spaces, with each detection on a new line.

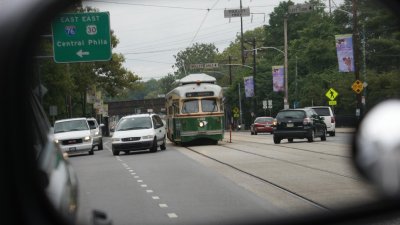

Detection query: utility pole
xmin=352 ymin=0 xmax=362 ymax=120
xmin=229 ymin=55 xmax=232 ymax=85
xmin=284 ymin=15 xmax=289 ymax=109
xmin=238 ymin=82 xmax=243 ymax=127
xmin=240 ymin=0 xmax=245 ymax=65
xmin=252 ymin=37 xmax=257 ymax=116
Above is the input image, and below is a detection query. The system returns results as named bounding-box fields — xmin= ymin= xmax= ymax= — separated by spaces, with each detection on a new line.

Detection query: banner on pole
xmin=335 ymin=34 xmax=355 ymax=72
xmin=272 ymin=65 xmax=284 ymax=92
xmin=243 ymin=76 xmax=254 ymax=97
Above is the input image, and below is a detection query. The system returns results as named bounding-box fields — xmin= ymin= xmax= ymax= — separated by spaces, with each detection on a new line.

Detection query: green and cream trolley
xmin=165 ymin=73 xmax=224 ymax=145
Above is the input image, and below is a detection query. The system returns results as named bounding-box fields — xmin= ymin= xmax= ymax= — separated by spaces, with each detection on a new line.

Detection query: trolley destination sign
xmin=51 ymin=12 xmax=111 ymax=63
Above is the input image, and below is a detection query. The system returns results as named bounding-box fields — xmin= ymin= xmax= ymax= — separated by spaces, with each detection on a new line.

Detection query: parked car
xmin=53 ymin=118 xmax=94 ymax=156
xmin=86 ymin=117 xmax=104 ymax=150
xmin=111 ymin=113 xmax=166 ymax=155
xmin=272 ymin=108 xmax=327 ymax=144
xmin=250 ymin=116 xmax=274 ymax=135
xmin=305 ymin=106 xmax=336 ymax=136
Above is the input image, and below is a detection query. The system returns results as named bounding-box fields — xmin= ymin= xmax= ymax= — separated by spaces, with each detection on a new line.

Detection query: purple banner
xmin=335 ymin=34 xmax=355 ymax=72
xmin=272 ymin=66 xmax=284 ymax=92
xmin=244 ymin=76 xmax=254 ymax=97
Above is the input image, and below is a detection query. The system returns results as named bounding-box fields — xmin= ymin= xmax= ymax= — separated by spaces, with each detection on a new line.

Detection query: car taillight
xmin=303 ymin=117 xmax=312 ymax=125
xmin=272 ymin=119 xmax=277 ymax=126
xmin=331 ymin=117 xmax=335 ymax=123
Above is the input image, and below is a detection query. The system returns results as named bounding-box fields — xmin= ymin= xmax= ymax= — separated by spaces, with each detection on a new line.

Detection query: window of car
xmin=254 ymin=117 xmax=273 ymax=123
xmin=53 ymin=120 xmax=89 ymax=133
xmin=312 ymin=107 xmax=332 ymax=116
xmin=276 ymin=110 xmax=305 ymax=119
xmin=87 ymin=119 xmax=98 ymax=129
xmin=115 ymin=116 xmax=152 ymax=131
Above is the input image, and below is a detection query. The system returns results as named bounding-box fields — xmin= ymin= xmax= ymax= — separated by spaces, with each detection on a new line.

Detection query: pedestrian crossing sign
xmin=325 ymin=88 xmax=338 ymax=101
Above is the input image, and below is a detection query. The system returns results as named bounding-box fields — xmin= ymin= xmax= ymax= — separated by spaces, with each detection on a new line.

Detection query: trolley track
xmin=185 ymin=146 xmax=331 ymax=212
xmin=232 ymin=138 xmax=351 ymax=158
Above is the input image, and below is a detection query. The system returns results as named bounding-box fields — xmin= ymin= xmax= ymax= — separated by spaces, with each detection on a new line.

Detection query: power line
xmin=87 ymin=0 xmax=209 ymax=10
xmin=189 ymin=0 xmax=220 ymax=45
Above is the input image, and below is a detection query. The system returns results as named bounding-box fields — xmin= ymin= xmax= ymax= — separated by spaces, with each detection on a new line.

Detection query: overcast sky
xmin=83 ymin=0 xmax=343 ymax=81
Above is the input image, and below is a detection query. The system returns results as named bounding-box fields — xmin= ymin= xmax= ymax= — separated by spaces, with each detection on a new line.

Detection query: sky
xmin=83 ymin=0 xmax=344 ymax=81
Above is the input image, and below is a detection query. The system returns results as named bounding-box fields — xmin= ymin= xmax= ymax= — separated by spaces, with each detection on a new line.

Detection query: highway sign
xmin=288 ymin=3 xmax=313 ymax=14
xmin=52 ymin=12 xmax=111 ymax=63
xmin=352 ymin=80 xmax=364 ymax=94
xmin=224 ymin=8 xmax=250 ymax=18
xmin=325 ymin=88 xmax=339 ymax=101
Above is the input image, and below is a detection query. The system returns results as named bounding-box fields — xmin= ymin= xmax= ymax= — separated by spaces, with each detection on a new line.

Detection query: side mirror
xmin=99 ymin=123 xmax=105 ymax=127
xmin=353 ymin=99 xmax=400 ymax=199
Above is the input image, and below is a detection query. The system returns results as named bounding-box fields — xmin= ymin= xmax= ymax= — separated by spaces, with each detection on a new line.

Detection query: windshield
xmin=26 ymin=0 xmax=400 ymax=224
xmin=201 ymin=98 xmax=218 ymax=112
xmin=182 ymin=99 xmax=199 ymax=113
xmin=115 ymin=117 xmax=152 ymax=131
xmin=53 ymin=120 xmax=89 ymax=133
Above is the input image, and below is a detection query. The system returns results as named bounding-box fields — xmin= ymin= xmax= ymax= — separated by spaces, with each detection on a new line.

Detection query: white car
xmin=111 ymin=114 xmax=166 ymax=155
xmin=86 ymin=117 xmax=104 ymax=150
xmin=53 ymin=118 xmax=94 ymax=156
xmin=306 ymin=106 xmax=336 ymax=136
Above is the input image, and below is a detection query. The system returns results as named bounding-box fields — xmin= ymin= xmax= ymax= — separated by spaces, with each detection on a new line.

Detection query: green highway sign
xmin=51 ymin=12 xmax=111 ymax=63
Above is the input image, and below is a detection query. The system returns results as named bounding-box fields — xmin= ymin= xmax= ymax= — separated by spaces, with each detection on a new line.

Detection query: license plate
xmin=286 ymin=123 xmax=294 ymax=127
xmin=69 ymin=147 xmax=77 ymax=151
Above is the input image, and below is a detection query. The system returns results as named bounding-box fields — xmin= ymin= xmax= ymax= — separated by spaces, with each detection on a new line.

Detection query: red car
xmin=250 ymin=117 xmax=274 ymax=135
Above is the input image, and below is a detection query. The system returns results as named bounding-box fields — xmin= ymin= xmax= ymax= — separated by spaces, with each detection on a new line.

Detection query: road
xmin=70 ymin=131 xmax=380 ymax=225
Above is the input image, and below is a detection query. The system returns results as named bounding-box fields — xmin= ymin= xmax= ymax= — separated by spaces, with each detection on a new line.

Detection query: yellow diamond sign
xmin=352 ymin=80 xmax=363 ymax=94
xmin=325 ymin=88 xmax=338 ymax=101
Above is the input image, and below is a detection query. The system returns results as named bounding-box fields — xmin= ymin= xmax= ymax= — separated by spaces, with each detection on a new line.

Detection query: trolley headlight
xmin=199 ymin=121 xmax=208 ymax=127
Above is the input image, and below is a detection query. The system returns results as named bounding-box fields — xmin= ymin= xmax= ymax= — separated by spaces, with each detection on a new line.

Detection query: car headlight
xmin=142 ymin=135 xmax=154 ymax=140
xmin=112 ymin=138 xmax=121 ymax=142
xmin=54 ymin=139 xmax=59 ymax=144
xmin=95 ymin=131 xmax=99 ymax=135
xmin=83 ymin=136 xmax=91 ymax=142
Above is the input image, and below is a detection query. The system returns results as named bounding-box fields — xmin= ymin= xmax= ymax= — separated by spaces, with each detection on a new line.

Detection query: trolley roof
xmin=166 ymin=82 xmax=222 ymax=98
xmin=177 ymin=73 xmax=216 ymax=85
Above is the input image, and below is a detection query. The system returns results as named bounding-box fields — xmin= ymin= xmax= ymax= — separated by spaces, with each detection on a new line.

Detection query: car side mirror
xmin=353 ymin=99 xmax=400 ymax=199
xmin=100 ymin=123 xmax=105 ymax=127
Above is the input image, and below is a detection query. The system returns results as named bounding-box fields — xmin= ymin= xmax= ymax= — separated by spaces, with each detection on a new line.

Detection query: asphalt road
xmin=70 ymin=139 xmax=282 ymax=225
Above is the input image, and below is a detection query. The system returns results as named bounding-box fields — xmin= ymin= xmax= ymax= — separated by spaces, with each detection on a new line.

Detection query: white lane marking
xmin=134 ymin=176 xmax=139 ymax=178
xmin=122 ymin=163 xmax=128 ymax=167
xmin=146 ymin=190 xmax=154 ymax=193
xmin=140 ymin=184 xmax=147 ymax=187
xmin=129 ymin=170 xmax=134 ymax=172
xmin=167 ymin=213 xmax=178 ymax=218
xmin=152 ymin=196 xmax=160 ymax=200
xmin=159 ymin=204 xmax=168 ymax=208
xmin=137 ymin=180 xmax=143 ymax=183
xmin=130 ymin=172 xmax=136 ymax=175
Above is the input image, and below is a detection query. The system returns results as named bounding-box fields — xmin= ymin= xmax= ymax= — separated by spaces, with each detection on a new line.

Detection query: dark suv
xmin=273 ymin=108 xmax=327 ymax=144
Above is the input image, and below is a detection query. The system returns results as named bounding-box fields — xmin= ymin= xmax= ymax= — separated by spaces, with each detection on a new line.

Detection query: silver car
xmin=86 ymin=117 xmax=104 ymax=150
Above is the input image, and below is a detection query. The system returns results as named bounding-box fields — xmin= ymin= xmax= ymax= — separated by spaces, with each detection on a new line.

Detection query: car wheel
xmin=89 ymin=149 xmax=94 ymax=155
xmin=308 ymin=130 xmax=315 ymax=142
xmin=160 ymin=137 xmax=166 ymax=150
xmin=250 ymin=131 xmax=254 ymax=135
xmin=254 ymin=131 xmax=258 ymax=135
xmin=273 ymin=136 xmax=281 ymax=144
xmin=149 ymin=138 xmax=158 ymax=152
xmin=330 ymin=131 xmax=336 ymax=136
xmin=288 ymin=138 xmax=293 ymax=143
xmin=124 ymin=151 xmax=129 ymax=154
xmin=112 ymin=149 xmax=120 ymax=156
xmin=98 ymin=138 xmax=103 ymax=150
xmin=321 ymin=129 xmax=327 ymax=141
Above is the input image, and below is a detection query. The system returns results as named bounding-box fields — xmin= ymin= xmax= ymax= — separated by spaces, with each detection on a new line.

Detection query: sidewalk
xmin=230 ymin=127 xmax=356 ymax=133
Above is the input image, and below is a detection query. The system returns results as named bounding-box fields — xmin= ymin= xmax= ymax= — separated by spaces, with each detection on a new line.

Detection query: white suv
xmin=111 ymin=114 xmax=166 ymax=155
xmin=53 ymin=117 xmax=94 ymax=155
xmin=86 ymin=118 xmax=104 ymax=150
xmin=306 ymin=106 xmax=336 ymax=136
